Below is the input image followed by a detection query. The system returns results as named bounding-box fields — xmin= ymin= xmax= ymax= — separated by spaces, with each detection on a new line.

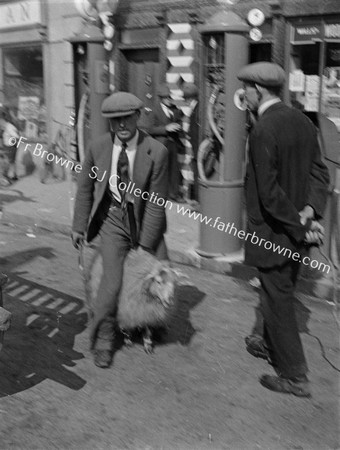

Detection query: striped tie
xmin=117 ymin=142 xmax=129 ymax=211
xmin=116 ymin=142 xmax=137 ymax=247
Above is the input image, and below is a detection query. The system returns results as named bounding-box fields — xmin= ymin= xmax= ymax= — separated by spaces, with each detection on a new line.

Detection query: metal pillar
xmin=197 ymin=12 xmax=249 ymax=257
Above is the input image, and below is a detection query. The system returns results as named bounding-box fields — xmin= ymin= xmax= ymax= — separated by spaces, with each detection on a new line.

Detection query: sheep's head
xmin=141 ymin=262 xmax=179 ymax=308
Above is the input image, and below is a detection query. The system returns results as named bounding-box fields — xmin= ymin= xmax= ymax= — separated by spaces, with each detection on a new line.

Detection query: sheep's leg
xmin=121 ymin=329 xmax=133 ymax=348
xmin=143 ymin=326 xmax=153 ymax=354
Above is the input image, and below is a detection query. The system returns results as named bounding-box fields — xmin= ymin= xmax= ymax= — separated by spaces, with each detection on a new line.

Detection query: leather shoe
xmin=93 ymin=349 xmax=113 ymax=368
xmin=260 ymin=374 xmax=311 ymax=398
xmin=245 ymin=335 xmax=270 ymax=361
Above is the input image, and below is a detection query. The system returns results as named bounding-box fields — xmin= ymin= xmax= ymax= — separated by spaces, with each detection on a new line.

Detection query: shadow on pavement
xmin=0 ymin=188 xmax=35 ymax=205
xmin=0 ymin=247 xmax=56 ymax=271
xmin=0 ymin=273 xmax=87 ymax=397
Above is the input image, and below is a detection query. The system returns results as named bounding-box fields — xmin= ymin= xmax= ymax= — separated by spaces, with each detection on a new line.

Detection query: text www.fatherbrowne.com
xmin=174 ymin=204 xmax=331 ymax=274
xmin=10 ymin=135 xmax=329 ymax=274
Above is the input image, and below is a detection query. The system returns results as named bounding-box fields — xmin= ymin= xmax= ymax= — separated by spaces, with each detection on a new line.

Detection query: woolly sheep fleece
xmin=85 ymin=247 xmax=179 ymax=331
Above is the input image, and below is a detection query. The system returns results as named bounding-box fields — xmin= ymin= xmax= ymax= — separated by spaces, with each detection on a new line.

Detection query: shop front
xmin=0 ymin=0 xmax=47 ymax=142
xmin=2 ymin=44 xmax=46 ymax=141
xmin=287 ymin=16 xmax=340 ymax=134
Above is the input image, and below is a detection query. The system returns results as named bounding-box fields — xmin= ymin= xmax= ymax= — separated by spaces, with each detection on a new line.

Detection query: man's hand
xmin=166 ymin=123 xmax=181 ymax=133
xmin=299 ymin=205 xmax=315 ymax=225
xmin=304 ymin=220 xmax=325 ymax=246
xmin=72 ymin=231 xmax=85 ymax=250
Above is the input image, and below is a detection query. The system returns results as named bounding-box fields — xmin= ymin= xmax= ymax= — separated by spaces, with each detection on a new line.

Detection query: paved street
xmin=0 ymin=223 xmax=338 ymax=450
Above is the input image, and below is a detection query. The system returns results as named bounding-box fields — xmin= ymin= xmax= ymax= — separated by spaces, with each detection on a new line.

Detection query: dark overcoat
xmin=72 ymin=130 xmax=168 ymax=251
xmin=146 ymin=102 xmax=184 ymax=148
xmin=245 ymin=102 xmax=329 ymax=268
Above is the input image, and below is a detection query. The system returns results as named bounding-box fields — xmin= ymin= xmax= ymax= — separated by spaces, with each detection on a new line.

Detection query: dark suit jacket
xmin=72 ymin=130 xmax=168 ymax=251
xmin=245 ymin=102 xmax=329 ymax=268
xmin=146 ymin=102 xmax=184 ymax=147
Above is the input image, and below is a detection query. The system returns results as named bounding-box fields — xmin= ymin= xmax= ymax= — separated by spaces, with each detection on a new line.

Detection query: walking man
xmin=72 ymin=92 xmax=169 ymax=368
xmin=237 ymin=62 xmax=329 ymax=396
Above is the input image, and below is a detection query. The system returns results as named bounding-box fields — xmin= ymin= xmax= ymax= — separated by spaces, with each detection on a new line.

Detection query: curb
xmin=2 ymin=209 xmax=338 ymax=303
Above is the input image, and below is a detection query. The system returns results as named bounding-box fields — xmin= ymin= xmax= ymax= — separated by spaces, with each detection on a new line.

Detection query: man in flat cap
xmin=72 ymin=91 xmax=169 ymax=368
xmin=237 ymin=62 xmax=329 ymax=396
xmin=146 ymin=84 xmax=185 ymax=202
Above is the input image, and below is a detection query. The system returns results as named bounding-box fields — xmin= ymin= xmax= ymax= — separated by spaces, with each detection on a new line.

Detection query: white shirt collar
xmin=113 ymin=130 xmax=139 ymax=150
xmin=258 ymin=98 xmax=281 ymax=117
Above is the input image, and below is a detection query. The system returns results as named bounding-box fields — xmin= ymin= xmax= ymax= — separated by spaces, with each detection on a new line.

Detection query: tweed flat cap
xmin=182 ymin=83 xmax=199 ymax=99
xmin=237 ymin=62 xmax=286 ymax=87
xmin=101 ymin=92 xmax=144 ymax=118
xmin=157 ymin=84 xmax=171 ymax=98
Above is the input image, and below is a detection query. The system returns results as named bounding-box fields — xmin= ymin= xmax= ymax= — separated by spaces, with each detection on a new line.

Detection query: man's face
xmin=243 ymin=83 xmax=260 ymax=113
xmin=109 ymin=111 xmax=140 ymax=142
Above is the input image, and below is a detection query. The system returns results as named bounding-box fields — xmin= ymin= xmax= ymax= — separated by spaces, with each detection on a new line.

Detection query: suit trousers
xmin=167 ymin=138 xmax=183 ymax=199
xmin=259 ymin=261 xmax=308 ymax=379
xmin=90 ymin=200 xmax=169 ymax=350
xmin=90 ymin=203 xmax=132 ymax=350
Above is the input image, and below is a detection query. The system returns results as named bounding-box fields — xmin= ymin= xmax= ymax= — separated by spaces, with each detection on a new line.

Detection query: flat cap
xmin=182 ymin=83 xmax=199 ymax=99
xmin=237 ymin=62 xmax=286 ymax=87
xmin=101 ymin=92 xmax=144 ymax=118
xmin=157 ymin=84 xmax=170 ymax=98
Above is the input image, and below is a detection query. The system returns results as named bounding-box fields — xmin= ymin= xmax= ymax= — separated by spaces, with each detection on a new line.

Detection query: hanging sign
xmin=291 ymin=22 xmax=322 ymax=43
xmin=324 ymin=23 xmax=340 ymax=40
xmin=0 ymin=0 xmax=42 ymax=30
xmin=249 ymin=28 xmax=262 ymax=42
xmin=247 ymin=9 xmax=265 ymax=28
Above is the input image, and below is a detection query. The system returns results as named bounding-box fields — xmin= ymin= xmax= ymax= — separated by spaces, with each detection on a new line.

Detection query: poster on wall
xmin=18 ymin=96 xmax=40 ymax=121
xmin=305 ymin=75 xmax=320 ymax=111
xmin=289 ymin=70 xmax=305 ymax=92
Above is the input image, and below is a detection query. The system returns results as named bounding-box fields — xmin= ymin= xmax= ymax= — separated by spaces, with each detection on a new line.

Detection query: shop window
xmin=321 ymin=42 xmax=340 ymax=132
xmin=289 ymin=20 xmax=340 ymax=132
xmin=3 ymin=45 xmax=46 ymax=141
xmin=289 ymin=42 xmax=321 ymax=112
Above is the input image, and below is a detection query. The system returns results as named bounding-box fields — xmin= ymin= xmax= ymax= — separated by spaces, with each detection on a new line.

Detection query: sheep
xmin=82 ymin=247 xmax=180 ymax=353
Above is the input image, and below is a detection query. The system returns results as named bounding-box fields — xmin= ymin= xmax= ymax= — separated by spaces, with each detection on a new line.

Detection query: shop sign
xmin=324 ymin=23 xmax=340 ymax=40
xmin=0 ymin=1 xmax=42 ymax=30
xmin=291 ymin=23 xmax=322 ymax=43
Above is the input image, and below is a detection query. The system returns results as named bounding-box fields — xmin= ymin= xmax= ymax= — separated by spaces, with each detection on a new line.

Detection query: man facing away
xmin=237 ymin=62 xmax=329 ymax=397
xmin=72 ymin=92 xmax=169 ymax=368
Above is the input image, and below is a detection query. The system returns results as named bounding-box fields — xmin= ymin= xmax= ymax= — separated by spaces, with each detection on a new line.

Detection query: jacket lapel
xmin=95 ymin=133 xmax=113 ymax=200
xmin=133 ymin=130 xmax=152 ymax=189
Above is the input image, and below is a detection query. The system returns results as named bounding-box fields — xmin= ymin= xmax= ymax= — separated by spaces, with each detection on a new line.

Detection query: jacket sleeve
xmin=249 ymin=126 xmax=306 ymax=244
xmin=72 ymin=146 xmax=95 ymax=234
xmin=139 ymin=143 xmax=169 ymax=250
xmin=147 ymin=111 xmax=168 ymax=138
xmin=306 ymin=125 xmax=330 ymax=219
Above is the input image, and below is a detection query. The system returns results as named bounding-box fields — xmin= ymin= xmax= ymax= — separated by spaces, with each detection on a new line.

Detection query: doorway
xmin=122 ymin=48 xmax=160 ymax=131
